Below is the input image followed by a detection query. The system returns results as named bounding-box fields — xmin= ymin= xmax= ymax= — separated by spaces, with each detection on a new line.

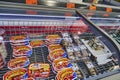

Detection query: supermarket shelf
xmin=76 ymin=10 xmax=120 ymax=64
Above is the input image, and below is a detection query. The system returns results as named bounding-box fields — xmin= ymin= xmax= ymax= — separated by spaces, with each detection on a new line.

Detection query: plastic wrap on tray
xmin=80 ymin=45 xmax=89 ymax=57
xmin=52 ymin=58 xmax=72 ymax=73
xmin=3 ymin=68 xmax=27 ymax=80
xmin=0 ymin=28 xmax=5 ymax=38
xmin=8 ymin=57 xmax=30 ymax=70
xmin=48 ymin=49 xmax=67 ymax=62
xmin=28 ymin=63 xmax=50 ymax=78
xmin=0 ymin=36 xmax=7 ymax=58
xmin=48 ymin=44 xmax=62 ymax=51
xmin=0 ymin=53 xmax=6 ymax=69
xmin=73 ymin=45 xmax=82 ymax=60
xmin=30 ymin=40 xmax=45 ymax=48
xmin=72 ymin=62 xmax=84 ymax=79
xmin=10 ymin=35 xmax=29 ymax=46
xmin=46 ymin=34 xmax=62 ymax=45
xmin=83 ymin=58 xmax=97 ymax=75
xmin=21 ymin=77 xmax=35 ymax=80
xmin=56 ymin=68 xmax=77 ymax=80
xmin=12 ymin=45 xmax=32 ymax=57
xmin=62 ymin=33 xmax=73 ymax=47
xmin=66 ymin=47 xmax=75 ymax=60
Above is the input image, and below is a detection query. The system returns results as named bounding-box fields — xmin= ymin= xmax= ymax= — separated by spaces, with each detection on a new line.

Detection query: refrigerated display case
xmin=89 ymin=17 xmax=120 ymax=44
xmin=0 ymin=3 xmax=120 ymax=80
xmin=78 ymin=8 xmax=120 ymax=43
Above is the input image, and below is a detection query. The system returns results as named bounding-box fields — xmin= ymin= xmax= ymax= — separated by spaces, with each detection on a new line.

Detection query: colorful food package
xmin=10 ymin=35 xmax=29 ymax=46
xmin=0 ymin=36 xmax=7 ymax=58
xmin=0 ymin=28 xmax=5 ymax=38
xmin=72 ymin=62 xmax=83 ymax=79
xmin=3 ymin=68 xmax=28 ymax=80
xmin=56 ymin=68 xmax=77 ymax=80
xmin=21 ymin=77 xmax=35 ymax=80
xmin=13 ymin=45 xmax=32 ymax=57
xmin=52 ymin=58 xmax=72 ymax=73
xmin=30 ymin=40 xmax=44 ymax=48
xmin=0 ymin=53 xmax=6 ymax=69
xmin=46 ymin=34 xmax=62 ymax=44
xmin=28 ymin=63 xmax=50 ymax=78
xmin=8 ymin=57 xmax=30 ymax=70
xmin=73 ymin=46 xmax=82 ymax=60
xmin=48 ymin=44 xmax=62 ymax=51
xmin=66 ymin=47 xmax=75 ymax=60
xmin=48 ymin=49 xmax=67 ymax=62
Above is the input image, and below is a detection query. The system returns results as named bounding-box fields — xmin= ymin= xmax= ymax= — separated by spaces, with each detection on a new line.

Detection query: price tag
xmin=89 ymin=6 xmax=96 ymax=11
xmin=67 ymin=3 xmax=75 ymax=8
xmin=26 ymin=0 xmax=37 ymax=5
xmin=106 ymin=7 xmax=112 ymax=12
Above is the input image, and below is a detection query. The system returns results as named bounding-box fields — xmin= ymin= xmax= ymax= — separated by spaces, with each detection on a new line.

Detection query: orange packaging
xmin=56 ymin=68 xmax=77 ymax=80
xmin=8 ymin=57 xmax=30 ymax=70
xmin=28 ymin=63 xmax=50 ymax=78
xmin=49 ymin=49 xmax=67 ymax=62
xmin=3 ymin=68 xmax=27 ymax=80
xmin=13 ymin=45 xmax=32 ymax=57
xmin=30 ymin=40 xmax=44 ymax=48
xmin=52 ymin=58 xmax=72 ymax=73
xmin=10 ymin=35 xmax=29 ymax=45
xmin=48 ymin=44 xmax=62 ymax=51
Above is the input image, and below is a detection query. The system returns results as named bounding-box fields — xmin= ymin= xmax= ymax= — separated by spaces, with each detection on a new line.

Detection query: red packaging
xmin=28 ymin=63 xmax=50 ymax=78
xmin=56 ymin=68 xmax=77 ymax=80
xmin=3 ymin=68 xmax=27 ymax=80
xmin=10 ymin=35 xmax=29 ymax=46
xmin=49 ymin=49 xmax=67 ymax=62
xmin=48 ymin=44 xmax=62 ymax=51
xmin=8 ymin=57 xmax=30 ymax=70
xmin=52 ymin=58 xmax=72 ymax=73
xmin=13 ymin=45 xmax=32 ymax=57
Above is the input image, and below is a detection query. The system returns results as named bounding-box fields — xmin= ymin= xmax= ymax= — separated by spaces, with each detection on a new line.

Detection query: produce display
xmin=0 ymin=31 xmax=119 ymax=80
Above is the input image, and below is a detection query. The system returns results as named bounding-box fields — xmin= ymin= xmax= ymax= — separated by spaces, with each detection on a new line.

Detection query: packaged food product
xmin=21 ymin=77 xmax=35 ymax=80
xmin=28 ymin=63 xmax=50 ymax=78
xmin=10 ymin=35 xmax=29 ymax=46
xmin=56 ymin=68 xmax=77 ymax=80
xmin=47 ymin=55 xmax=53 ymax=63
xmin=49 ymin=49 xmax=67 ymax=62
xmin=66 ymin=47 xmax=75 ymax=60
xmin=8 ymin=57 xmax=30 ymax=70
xmin=0 ymin=53 xmax=6 ymax=69
xmin=52 ymin=58 xmax=72 ymax=73
xmin=46 ymin=34 xmax=62 ymax=44
xmin=48 ymin=44 xmax=62 ymax=51
xmin=3 ymin=68 xmax=27 ymax=80
xmin=0 ymin=28 xmax=5 ymax=38
xmin=13 ymin=45 xmax=32 ymax=57
xmin=30 ymin=40 xmax=44 ymax=48
xmin=0 ymin=36 xmax=7 ymax=58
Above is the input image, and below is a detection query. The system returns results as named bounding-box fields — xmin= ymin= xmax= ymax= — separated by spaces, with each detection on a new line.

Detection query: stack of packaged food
xmin=0 ymin=36 xmax=7 ymax=69
xmin=46 ymin=34 xmax=77 ymax=80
